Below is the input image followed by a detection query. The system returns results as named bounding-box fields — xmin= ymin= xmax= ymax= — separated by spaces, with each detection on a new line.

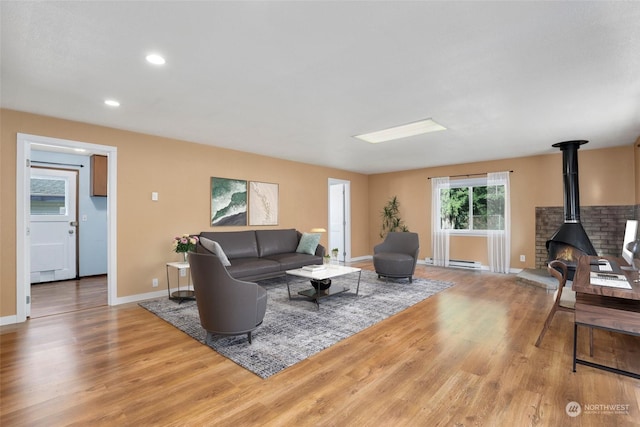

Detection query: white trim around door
xmin=13 ymin=133 xmax=118 ymax=324
xmin=328 ymin=178 xmax=351 ymax=263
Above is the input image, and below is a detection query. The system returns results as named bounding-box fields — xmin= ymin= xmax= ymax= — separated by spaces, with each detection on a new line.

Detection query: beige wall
xmin=2 ymin=108 xmax=637 ymax=319
xmin=368 ymin=144 xmax=638 ymax=266
xmin=0 ymin=109 xmax=369 ymax=317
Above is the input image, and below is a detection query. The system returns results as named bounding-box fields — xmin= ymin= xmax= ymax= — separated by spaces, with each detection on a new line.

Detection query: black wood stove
xmin=545 ymin=140 xmax=597 ymax=279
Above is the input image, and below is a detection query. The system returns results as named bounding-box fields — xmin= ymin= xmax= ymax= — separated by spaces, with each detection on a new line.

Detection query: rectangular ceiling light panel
xmin=355 ymin=118 xmax=446 ymax=143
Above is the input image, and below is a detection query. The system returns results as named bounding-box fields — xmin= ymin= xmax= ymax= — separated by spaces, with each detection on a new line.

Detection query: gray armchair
xmin=188 ymin=251 xmax=267 ymax=344
xmin=373 ymin=232 xmax=420 ymax=283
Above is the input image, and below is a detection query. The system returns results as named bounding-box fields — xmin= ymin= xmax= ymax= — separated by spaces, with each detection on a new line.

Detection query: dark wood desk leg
xmin=572 ymin=322 xmax=578 ymax=373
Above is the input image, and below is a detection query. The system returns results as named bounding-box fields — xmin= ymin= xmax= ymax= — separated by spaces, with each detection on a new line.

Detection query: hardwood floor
xmin=30 ymin=275 xmax=108 ymax=318
xmin=2 ymin=263 xmax=639 ymax=426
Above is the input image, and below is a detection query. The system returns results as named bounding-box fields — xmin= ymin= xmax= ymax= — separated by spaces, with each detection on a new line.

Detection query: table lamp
xmin=626 ymin=238 xmax=640 ymax=271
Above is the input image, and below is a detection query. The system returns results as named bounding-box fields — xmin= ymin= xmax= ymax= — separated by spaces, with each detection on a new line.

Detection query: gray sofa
xmin=196 ymin=229 xmax=325 ymax=281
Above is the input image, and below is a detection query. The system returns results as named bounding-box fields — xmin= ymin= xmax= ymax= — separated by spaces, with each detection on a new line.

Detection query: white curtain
xmin=431 ymin=177 xmax=450 ymax=267
xmin=487 ymin=171 xmax=511 ymax=273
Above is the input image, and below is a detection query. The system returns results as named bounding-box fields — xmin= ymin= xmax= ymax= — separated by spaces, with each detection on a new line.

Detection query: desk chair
xmin=535 ymin=260 xmax=593 ymax=356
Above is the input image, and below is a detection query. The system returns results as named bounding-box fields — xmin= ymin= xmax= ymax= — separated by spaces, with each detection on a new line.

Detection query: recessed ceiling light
xmin=354 ymin=118 xmax=446 ymax=143
xmin=146 ymin=54 xmax=166 ymax=65
xmin=104 ymin=99 xmax=120 ymax=107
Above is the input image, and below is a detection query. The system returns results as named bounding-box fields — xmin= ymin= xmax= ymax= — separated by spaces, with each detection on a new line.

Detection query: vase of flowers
xmin=173 ymin=234 xmax=199 ymax=263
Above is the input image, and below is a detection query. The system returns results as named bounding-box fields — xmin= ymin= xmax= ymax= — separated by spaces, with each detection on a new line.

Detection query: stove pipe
xmin=554 ymin=140 xmax=585 ymax=222
xmin=545 ymin=140 xmax=597 ymax=256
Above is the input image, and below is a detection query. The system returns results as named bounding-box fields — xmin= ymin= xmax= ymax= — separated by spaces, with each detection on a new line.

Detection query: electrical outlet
xmin=520 ymin=255 xmax=526 ymax=262
xmin=180 ymin=268 xmax=187 ymax=277
xmin=152 ymin=278 xmax=158 ymax=287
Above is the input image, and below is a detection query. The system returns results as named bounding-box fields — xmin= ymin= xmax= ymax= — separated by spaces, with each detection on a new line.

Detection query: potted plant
xmin=331 ymin=248 xmax=339 ymax=261
xmin=323 ymin=254 xmax=331 ymax=265
xmin=380 ymin=196 xmax=409 ymax=238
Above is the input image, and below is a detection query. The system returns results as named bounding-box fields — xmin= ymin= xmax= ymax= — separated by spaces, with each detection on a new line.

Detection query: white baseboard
xmin=0 ymin=315 xmax=18 ymax=326
xmin=114 ymin=289 xmax=172 ymax=305
xmin=349 ymin=255 xmax=373 ymax=262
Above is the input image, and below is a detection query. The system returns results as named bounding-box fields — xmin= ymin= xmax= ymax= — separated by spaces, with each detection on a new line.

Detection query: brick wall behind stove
xmin=535 ymin=204 xmax=639 ymax=269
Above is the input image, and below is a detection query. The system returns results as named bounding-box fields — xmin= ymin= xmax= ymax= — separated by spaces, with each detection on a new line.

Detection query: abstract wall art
xmin=249 ymin=181 xmax=279 ymax=226
xmin=211 ymin=177 xmax=247 ymax=226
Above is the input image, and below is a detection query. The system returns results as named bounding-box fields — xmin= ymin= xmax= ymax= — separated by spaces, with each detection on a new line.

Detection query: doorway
xmin=328 ymin=179 xmax=351 ymax=263
xmin=16 ymin=133 xmax=117 ymax=322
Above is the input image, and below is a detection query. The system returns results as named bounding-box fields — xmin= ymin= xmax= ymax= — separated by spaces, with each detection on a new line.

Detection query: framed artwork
xmin=249 ymin=181 xmax=279 ymax=226
xmin=211 ymin=177 xmax=247 ymax=226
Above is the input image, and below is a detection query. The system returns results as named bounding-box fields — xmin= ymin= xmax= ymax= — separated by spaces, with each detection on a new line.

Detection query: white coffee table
xmin=285 ymin=265 xmax=362 ymax=306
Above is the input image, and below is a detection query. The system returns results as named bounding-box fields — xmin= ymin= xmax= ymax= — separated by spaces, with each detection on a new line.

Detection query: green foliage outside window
xmin=440 ymin=184 xmax=505 ymax=231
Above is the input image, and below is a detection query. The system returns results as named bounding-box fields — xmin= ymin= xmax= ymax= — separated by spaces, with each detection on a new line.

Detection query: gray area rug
xmin=139 ymin=269 xmax=453 ymax=378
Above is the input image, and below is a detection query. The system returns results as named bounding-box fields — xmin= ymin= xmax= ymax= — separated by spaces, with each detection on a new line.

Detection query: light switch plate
xmin=151 ymin=192 xmax=158 ymax=201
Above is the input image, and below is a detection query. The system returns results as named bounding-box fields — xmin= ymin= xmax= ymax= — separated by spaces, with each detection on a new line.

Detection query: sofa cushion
xmin=199 ymin=237 xmax=231 ymax=266
xmin=255 ymin=229 xmax=298 ymax=257
xmin=226 ymin=258 xmax=280 ymax=280
xmin=264 ymin=253 xmax=322 ymax=271
xmin=296 ymin=232 xmax=321 ymax=255
xmin=373 ymin=252 xmax=415 ymax=275
xmin=199 ymin=231 xmax=258 ymax=259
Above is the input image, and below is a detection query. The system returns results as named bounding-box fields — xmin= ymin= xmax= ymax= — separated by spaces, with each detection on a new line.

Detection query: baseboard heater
xmin=424 ymin=258 xmax=482 ymax=270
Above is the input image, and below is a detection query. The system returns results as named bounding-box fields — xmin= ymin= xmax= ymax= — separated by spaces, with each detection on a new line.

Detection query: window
xmin=30 ymin=177 xmax=68 ymax=215
xmin=438 ymin=178 xmax=505 ymax=234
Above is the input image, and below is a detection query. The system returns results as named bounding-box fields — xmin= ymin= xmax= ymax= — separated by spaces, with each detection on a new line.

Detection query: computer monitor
xmin=622 ymin=219 xmax=638 ymax=267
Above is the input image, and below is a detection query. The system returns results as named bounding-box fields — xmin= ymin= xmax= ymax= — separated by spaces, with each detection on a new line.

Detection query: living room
xmin=2 ymin=109 xmax=638 ymax=315
xmin=2 ymin=1 xmax=640 ymax=425
xmin=2 ymin=108 xmax=638 ymax=312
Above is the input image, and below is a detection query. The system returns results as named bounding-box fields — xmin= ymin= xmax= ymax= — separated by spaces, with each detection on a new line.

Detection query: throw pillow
xmin=199 ymin=237 xmax=231 ymax=266
xmin=296 ymin=232 xmax=321 ymax=255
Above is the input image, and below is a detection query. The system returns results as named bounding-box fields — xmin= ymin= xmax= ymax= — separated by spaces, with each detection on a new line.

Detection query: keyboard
xmin=589 ymin=272 xmax=632 ymax=289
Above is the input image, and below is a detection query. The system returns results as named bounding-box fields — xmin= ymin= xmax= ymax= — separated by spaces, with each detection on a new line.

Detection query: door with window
xmin=30 ymin=168 xmax=78 ymax=284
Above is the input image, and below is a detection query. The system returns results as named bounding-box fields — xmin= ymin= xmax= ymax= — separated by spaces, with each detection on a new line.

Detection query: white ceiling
xmin=2 ymin=1 xmax=640 ymax=174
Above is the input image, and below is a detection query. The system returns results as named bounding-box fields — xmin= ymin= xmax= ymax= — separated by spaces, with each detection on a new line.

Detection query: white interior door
xmin=30 ymin=168 xmax=78 ymax=284
xmin=328 ymin=179 xmax=351 ymax=262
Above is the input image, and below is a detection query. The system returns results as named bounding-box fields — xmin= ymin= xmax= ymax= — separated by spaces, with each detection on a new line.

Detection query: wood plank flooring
xmin=29 ymin=275 xmax=108 ymax=318
xmin=2 ymin=263 xmax=639 ymax=426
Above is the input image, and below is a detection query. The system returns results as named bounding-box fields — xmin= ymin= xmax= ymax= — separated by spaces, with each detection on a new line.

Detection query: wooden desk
xmin=572 ymin=256 xmax=640 ymax=379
